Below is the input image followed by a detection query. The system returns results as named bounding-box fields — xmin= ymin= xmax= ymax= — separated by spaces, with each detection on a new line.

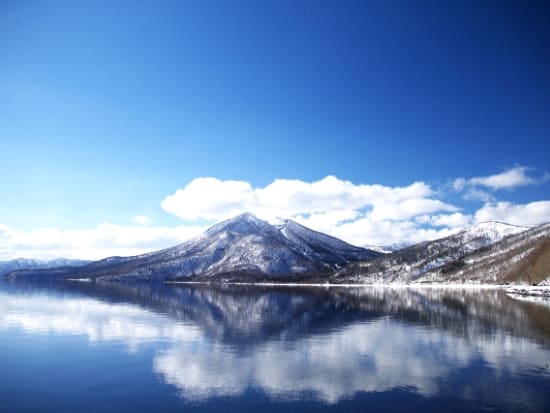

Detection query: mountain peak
xmin=277 ymin=217 xmax=300 ymax=228
xmin=205 ymin=213 xmax=272 ymax=237
xmin=6 ymin=212 xmax=380 ymax=282
xmin=461 ymin=221 xmax=528 ymax=243
xmin=467 ymin=221 xmax=527 ymax=230
xmin=234 ymin=212 xmax=261 ymax=221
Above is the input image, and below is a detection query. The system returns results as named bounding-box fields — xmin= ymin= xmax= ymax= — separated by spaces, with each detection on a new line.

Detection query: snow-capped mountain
xmin=0 ymin=258 xmax=90 ymax=277
xmin=455 ymin=221 xmax=528 ymax=250
xmin=5 ymin=216 xmax=547 ymax=285
xmin=5 ymin=213 xmax=380 ymax=282
xmin=276 ymin=219 xmax=378 ymax=264
xmin=356 ymin=222 xmax=525 ymax=256
xmin=335 ymin=222 xmax=547 ymax=285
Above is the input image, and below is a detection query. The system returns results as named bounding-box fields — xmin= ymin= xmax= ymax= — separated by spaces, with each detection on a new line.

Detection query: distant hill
xmin=0 ymin=258 xmax=90 ymax=277
xmin=5 ymin=216 xmax=549 ymax=286
xmin=334 ymin=222 xmax=549 ymax=285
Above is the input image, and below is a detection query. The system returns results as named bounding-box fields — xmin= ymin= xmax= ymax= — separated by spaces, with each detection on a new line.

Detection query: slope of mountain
xmin=334 ymin=222 xmax=549 ymax=285
xmin=363 ymin=242 xmax=411 ymax=254
xmin=5 ymin=213 xmax=380 ymax=282
xmin=277 ymin=219 xmax=378 ymax=264
xmin=5 ymin=217 xmax=548 ymax=286
xmin=0 ymin=258 xmax=90 ymax=277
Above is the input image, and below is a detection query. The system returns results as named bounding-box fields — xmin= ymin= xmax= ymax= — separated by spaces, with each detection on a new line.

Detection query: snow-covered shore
xmin=168 ymin=279 xmax=549 ymax=293
xmin=504 ymin=285 xmax=550 ymax=302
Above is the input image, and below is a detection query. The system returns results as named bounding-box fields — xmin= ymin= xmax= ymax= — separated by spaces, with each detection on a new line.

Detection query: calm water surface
xmin=1 ymin=280 xmax=550 ymax=412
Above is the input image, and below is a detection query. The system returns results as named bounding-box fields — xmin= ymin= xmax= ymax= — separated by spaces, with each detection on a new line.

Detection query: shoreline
xmin=166 ymin=280 xmax=548 ymax=290
xmin=4 ymin=277 xmax=549 ymax=300
xmin=165 ymin=280 xmax=550 ymax=299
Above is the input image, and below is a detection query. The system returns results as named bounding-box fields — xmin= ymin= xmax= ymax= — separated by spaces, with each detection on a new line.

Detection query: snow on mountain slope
xmin=444 ymin=223 xmax=550 ymax=285
xmin=335 ymin=222 xmax=536 ymax=284
xmin=7 ymin=216 xmax=541 ymax=285
xmin=278 ymin=219 xmax=379 ymax=264
xmin=5 ymin=213 xmax=380 ymax=282
xmin=458 ymin=222 xmax=527 ymax=250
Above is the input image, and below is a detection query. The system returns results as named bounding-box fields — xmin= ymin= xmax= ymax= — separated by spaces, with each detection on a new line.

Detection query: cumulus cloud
xmin=462 ymin=188 xmax=494 ymax=203
xmin=0 ymin=223 xmax=204 ymax=261
xmin=161 ymin=177 xmax=255 ymax=221
xmin=133 ymin=215 xmax=154 ymax=226
xmin=160 ymin=176 xmax=464 ymax=247
xmin=430 ymin=212 xmax=472 ymax=228
xmin=453 ymin=166 xmax=544 ymax=196
xmin=2 ymin=169 xmax=549 ymax=260
xmin=158 ymin=173 xmax=549 ymax=247
xmin=474 ymin=201 xmax=550 ymax=227
xmin=326 ymin=217 xmax=459 ymax=247
xmin=469 ymin=166 xmax=535 ymax=189
xmin=162 ymin=176 xmax=447 ymax=221
xmin=162 ymin=175 xmax=456 ymax=224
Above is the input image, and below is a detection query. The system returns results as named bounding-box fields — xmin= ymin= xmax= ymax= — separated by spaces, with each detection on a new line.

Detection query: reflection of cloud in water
xmin=0 ymin=292 xmax=201 ymax=352
xmin=1 ymin=288 xmax=549 ymax=405
xmin=154 ymin=321 xmax=443 ymax=402
xmin=153 ymin=320 xmax=550 ymax=404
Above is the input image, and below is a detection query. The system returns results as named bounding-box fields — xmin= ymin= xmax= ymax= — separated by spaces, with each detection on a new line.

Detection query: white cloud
xmin=162 ymin=175 xmax=456 ymax=222
xmin=463 ymin=188 xmax=494 ymax=203
xmin=133 ymin=215 xmax=154 ymax=226
xmin=0 ymin=223 xmax=204 ymax=261
xmin=157 ymin=173 xmax=547 ymax=247
xmin=430 ymin=212 xmax=472 ymax=228
xmin=453 ymin=166 xmax=541 ymax=195
xmin=326 ymin=217 xmax=458 ymax=247
xmin=469 ymin=166 xmax=535 ymax=190
xmin=369 ymin=197 xmax=457 ymax=221
xmin=160 ymin=176 xmax=463 ymax=247
xmin=290 ymin=209 xmax=360 ymax=235
xmin=452 ymin=178 xmax=467 ymax=192
xmin=474 ymin=201 xmax=550 ymax=227
xmin=161 ymin=177 xmax=255 ymax=221
xmin=2 ymin=169 xmax=549 ymax=261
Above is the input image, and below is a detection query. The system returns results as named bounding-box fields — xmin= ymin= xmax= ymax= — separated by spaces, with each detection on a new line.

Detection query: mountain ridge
xmin=4 ymin=215 xmax=549 ymax=286
xmin=5 ymin=214 xmax=380 ymax=282
xmin=0 ymin=258 xmax=90 ymax=277
xmin=334 ymin=222 xmax=549 ymax=285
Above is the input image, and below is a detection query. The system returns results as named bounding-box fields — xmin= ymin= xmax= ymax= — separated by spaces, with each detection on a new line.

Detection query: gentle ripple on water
xmin=1 ymin=280 xmax=550 ymax=412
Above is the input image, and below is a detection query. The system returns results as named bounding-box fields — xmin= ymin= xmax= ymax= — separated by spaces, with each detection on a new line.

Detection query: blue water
xmin=1 ymin=280 xmax=549 ymax=412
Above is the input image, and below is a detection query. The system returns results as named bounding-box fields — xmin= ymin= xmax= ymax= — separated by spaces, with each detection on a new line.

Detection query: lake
xmin=1 ymin=280 xmax=549 ymax=413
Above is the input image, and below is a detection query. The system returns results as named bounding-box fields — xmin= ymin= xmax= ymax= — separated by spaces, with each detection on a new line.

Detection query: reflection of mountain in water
xmin=35 ymin=281 xmax=550 ymax=346
xmin=3 ymin=281 xmax=550 ymax=409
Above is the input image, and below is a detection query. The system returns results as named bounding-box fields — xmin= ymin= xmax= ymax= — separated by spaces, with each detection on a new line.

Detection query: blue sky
xmin=1 ymin=0 xmax=549 ymax=259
